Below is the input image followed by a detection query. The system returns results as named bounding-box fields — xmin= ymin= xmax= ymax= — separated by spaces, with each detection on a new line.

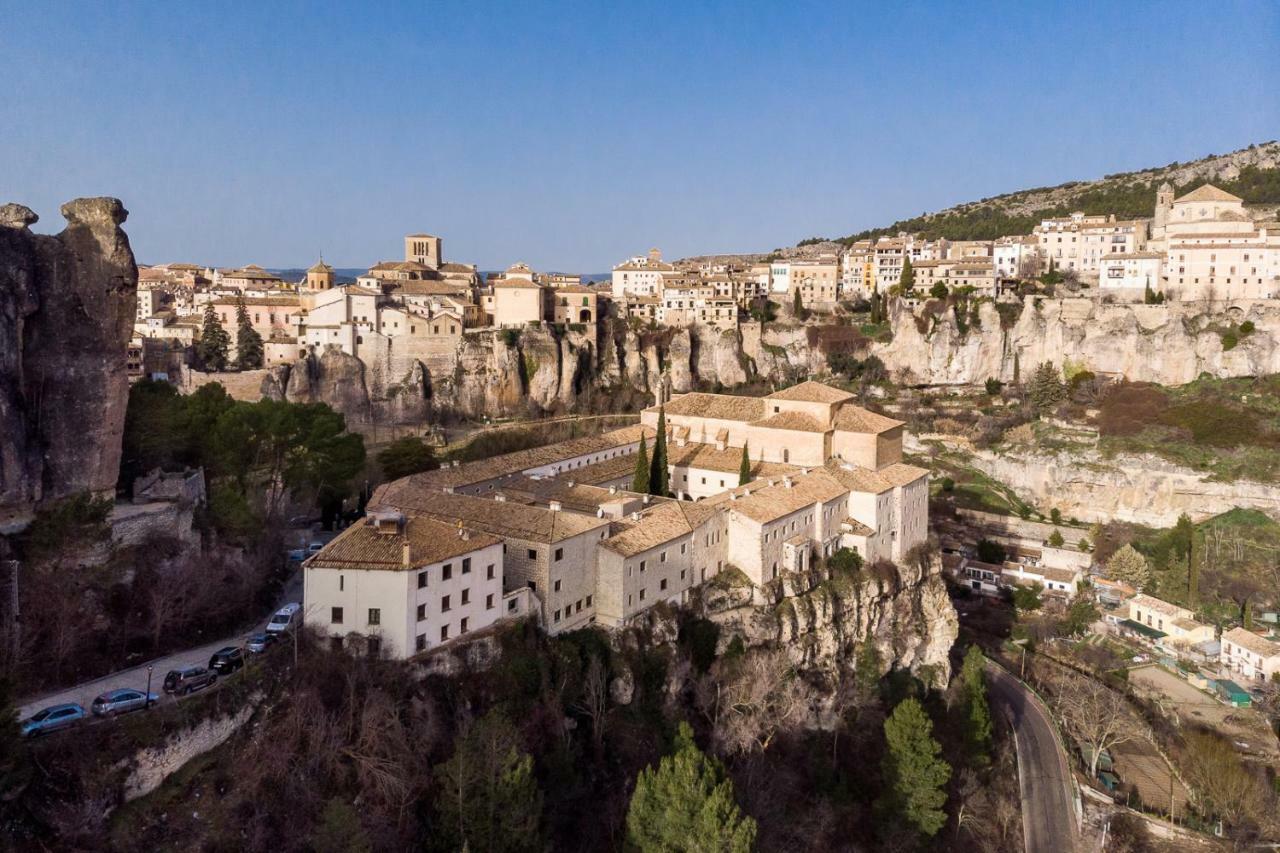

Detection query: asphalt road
xmin=986 ymin=661 xmax=1078 ymax=853
xmin=17 ymin=568 xmax=304 ymax=721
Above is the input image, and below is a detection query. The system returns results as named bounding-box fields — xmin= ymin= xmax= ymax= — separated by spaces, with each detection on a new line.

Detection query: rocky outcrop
xmin=961 ymin=444 xmax=1280 ymax=527
xmin=0 ymin=198 xmax=136 ymax=530
xmin=875 ymin=297 xmax=1280 ymax=387
xmin=121 ymin=696 xmax=260 ymax=802
xmin=699 ymin=557 xmax=958 ymax=687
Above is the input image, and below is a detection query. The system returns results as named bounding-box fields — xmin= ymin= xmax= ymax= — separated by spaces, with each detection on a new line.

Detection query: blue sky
xmin=2 ymin=1 xmax=1277 ymax=271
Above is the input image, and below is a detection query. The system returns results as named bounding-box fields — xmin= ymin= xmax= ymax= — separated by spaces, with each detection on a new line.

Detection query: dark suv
xmin=163 ymin=666 xmax=218 ymax=696
xmin=208 ymin=646 xmax=245 ymax=675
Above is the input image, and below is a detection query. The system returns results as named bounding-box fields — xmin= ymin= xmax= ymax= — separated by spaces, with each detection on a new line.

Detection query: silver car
xmin=91 ymin=688 xmax=159 ymax=717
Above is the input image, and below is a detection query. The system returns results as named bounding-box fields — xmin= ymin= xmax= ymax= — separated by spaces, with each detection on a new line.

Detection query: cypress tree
xmin=234 ymin=296 xmax=264 ymax=369
xmin=738 ymin=442 xmax=752 ymax=486
xmin=899 ymin=256 xmax=915 ymax=292
xmin=633 ymin=434 xmax=650 ymax=494
xmin=197 ymin=301 xmax=231 ymax=371
xmin=880 ymin=697 xmax=951 ymax=838
xmin=649 ymin=408 xmax=669 ymax=496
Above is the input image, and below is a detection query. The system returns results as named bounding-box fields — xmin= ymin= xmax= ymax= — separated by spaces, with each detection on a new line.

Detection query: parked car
xmin=209 ymin=646 xmax=245 ymax=675
xmin=287 ymin=541 xmax=326 ymax=561
xmin=21 ymin=703 xmax=86 ymax=737
xmin=91 ymin=688 xmax=159 ymax=717
xmin=163 ymin=666 xmax=218 ymax=696
xmin=246 ymin=632 xmax=278 ymax=654
xmin=266 ymin=602 xmax=302 ymax=634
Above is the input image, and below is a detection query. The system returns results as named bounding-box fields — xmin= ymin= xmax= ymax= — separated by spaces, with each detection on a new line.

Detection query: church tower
xmin=306 ymin=258 xmax=335 ymax=291
xmin=1152 ymin=181 xmax=1174 ymax=242
xmin=405 ymin=233 xmax=442 ymax=270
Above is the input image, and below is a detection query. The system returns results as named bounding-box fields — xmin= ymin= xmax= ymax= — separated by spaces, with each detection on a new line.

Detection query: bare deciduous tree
xmin=573 ymin=654 xmax=608 ymax=748
xmin=709 ymin=649 xmax=812 ymax=754
xmin=1051 ymin=673 xmax=1143 ymax=777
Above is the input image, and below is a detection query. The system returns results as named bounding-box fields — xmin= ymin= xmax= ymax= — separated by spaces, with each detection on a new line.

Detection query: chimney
xmin=783 ymin=477 xmax=793 ymax=489
xmin=494 ymin=494 xmax=507 ymax=502
xmin=549 ymin=500 xmax=562 ymax=512
xmin=729 ymin=493 xmax=737 ymax=501
xmin=608 ymin=485 xmax=617 ymax=494
xmin=631 ymin=511 xmax=641 ymax=521
xmin=402 ymin=542 xmax=412 ymax=566
xmin=451 ymin=460 xmax=460 ymax=469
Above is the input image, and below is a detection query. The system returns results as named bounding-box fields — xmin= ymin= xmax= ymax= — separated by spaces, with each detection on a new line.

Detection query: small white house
xmin=304 ymin=512 xmax=505 ymax=659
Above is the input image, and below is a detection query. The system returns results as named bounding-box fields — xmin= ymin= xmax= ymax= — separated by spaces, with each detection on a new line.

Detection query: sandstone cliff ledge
xmin=0 ymin=199 xmax=137 ymax=530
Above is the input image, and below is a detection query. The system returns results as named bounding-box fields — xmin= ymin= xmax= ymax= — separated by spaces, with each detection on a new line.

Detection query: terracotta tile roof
xmin=718 ymin=470 xmax=849 ymax=524
xmin=370 ymin=425 xmax=651 ymax=493
xmin=749 ymin=412 xmax=827 ymax=432
xmin=1223 ymin=627 xmax=1280 ymax=659
xmin=657 ymin=393 xmax=767 ymax=422
xmin=307 ymin=516 xmax=500 ymax=570
xmin=1129 ymin=594 xmax=1187 ymax=618
xmin=601 ymin=500 xmax=720 ymax=557
xmin=1174 ymin=184 xmax=1242 ymax=204
xmin=667 ymin=443 xmax=799 ymax=478
xmin=495 ymin=280 xmax=543 ymax=290
xmin=841 ymin=518 xmax=874 ymax=536
xmin=372 ymin=490 xmax=610 ymax=544
xmin=571 ymin=453 xmax=642 ymax=485
xmin=766 ymin=380 xmax=854 ymax=404
xmin=832 ymin=404 xmax=903 ymax=434
xmin=822 ymin=460 xmax=927 ymax=493
xmin=496 ymin=475 xmax=645 ymax=513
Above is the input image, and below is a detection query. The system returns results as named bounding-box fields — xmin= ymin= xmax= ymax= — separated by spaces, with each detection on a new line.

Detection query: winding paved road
xmin=17 ymin=568 xmax=304 ymax=720
xmin=986 ymin=661 xmax=1078 ymax=853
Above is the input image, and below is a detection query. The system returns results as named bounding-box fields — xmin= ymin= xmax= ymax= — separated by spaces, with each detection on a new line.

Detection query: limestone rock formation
xmin=701 ymin=557 xmax=958 ymax=687
xmin=0 ymin=198 xmax=136 ymax=530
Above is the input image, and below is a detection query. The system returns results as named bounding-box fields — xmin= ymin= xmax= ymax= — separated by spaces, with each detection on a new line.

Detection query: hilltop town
xmin=6 ymin=145 xmax=1280 ymax=853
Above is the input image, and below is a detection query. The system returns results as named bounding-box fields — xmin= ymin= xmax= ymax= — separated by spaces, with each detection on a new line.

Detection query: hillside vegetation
xmin=833 ymin=141 xmax=1280 ymax=245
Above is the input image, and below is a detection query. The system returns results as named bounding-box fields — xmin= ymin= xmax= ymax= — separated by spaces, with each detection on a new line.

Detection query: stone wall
xmin=121 ymin=697 xmax=260 ymax=802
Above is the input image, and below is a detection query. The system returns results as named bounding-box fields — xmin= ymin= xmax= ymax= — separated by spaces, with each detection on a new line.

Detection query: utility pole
xmin=1 ymin=537 xmax=17 ymax=665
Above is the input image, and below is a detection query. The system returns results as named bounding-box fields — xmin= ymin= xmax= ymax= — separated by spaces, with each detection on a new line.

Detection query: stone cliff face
xmin=0 ymin=199 xmax=136 ymax=529
xmin=958 ymin=443 xmax=1280 ymax=528
xmin=875 ymin=297 xmax=1280 ymax=387
xmin=699 ymin=557 xmax=957 ymax=687
xmin=200 ymin=297 xmax=1280 ymax=425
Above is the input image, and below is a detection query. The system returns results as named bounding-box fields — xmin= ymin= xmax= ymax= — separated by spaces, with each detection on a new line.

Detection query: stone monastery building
xmin=305 ymin=381 xmax=928 ymax=659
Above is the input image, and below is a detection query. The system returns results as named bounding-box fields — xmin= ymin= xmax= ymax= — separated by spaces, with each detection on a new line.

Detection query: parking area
xmin=1128 ymin=664 xmax=1278 ymax=756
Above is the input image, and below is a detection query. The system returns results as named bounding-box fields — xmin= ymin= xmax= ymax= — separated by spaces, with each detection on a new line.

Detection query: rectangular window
xmin=367 ymin=608 xmax=380 ymax=625
xmin=339 ymin=575 xmax=344 ymax=591
xmin=586 ymin=595 xmax=593 ymax=608
xmin=416 ymin=603 xmax=426 ymax=621
xmin=554 ymin=609 xmax=562 ymax=622
xmin=486 ymin=593 xmax=495 ymax=610
xmin=527 ymin=549 xmax=537 ymax=560
xmin=640 ymin=560 xmax=647 ymax=572
xmin=442 ymin=563 xmax=452 ymax=581
xmin=660 ymin=551 xmax=667 ymax=563
xmin=487 ymin=564 xmax=495 ymax=580
xmin=555 ymin=547 xmax=563 ymax=561
xmin=440 ymin=624 xmax=449 ymax=641
xmin=417 ymin=571 xmax=427 ymax=589
xmin=680 ymin=543 xmax=686 ymax=555
xmin=331 ymin=607 xmax=344 ymax=625
xmin=639 ymin=588 xmax=647 ymax=601
xmin=461 ymin=588 xmax=470 ymax=605
xmin=441 ymin=595 xmax=452 ymax=612
xmin=462 ymin=557 xmax=471 ymax=574
xmin=576 ymin=600 xmax=583 ymax=613
xmin=416 ymin=634 xmax=426 ymax=652
xmin=461 ymin=617 xmax=469 ymax=632
xmin=660 ymin=579 xmax=668 ymax=591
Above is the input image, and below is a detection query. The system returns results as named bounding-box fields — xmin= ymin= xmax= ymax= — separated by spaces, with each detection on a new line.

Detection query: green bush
xmin=1222 ymin=330 xmax=1239 ymax=351
xmin=1239 ymin=320 xmax=1255 ymax=335
xmin=940 ymin=477 xmax=955 ymax=492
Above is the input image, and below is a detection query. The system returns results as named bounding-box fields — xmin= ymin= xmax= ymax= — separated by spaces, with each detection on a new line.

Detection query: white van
xmin=266 ymin=602 xmax=302 ymax=634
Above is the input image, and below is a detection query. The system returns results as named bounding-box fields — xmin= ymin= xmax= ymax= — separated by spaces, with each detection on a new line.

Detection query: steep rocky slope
xmin=194 ymin=296 xmax=1280 ymax=426
xmin=0 ymin=199 xmax=137 ymax=530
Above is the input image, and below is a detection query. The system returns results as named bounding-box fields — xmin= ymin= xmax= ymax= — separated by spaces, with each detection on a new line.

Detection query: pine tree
xmin=1107 ymin=543 xmax=1151 ymax=588
xmin=738 ymin=442 xmax=752 ymax=486
xmin=899 ymin=256 xmax=915 ymax=292
xmin=632 ymin=434 xmax=650 ymax=494
xmin=1029 ymin=361 xmax=1066 ymax=414
xmin=960 ymin=645 xmax=992 ymax=763
xmin=869 ymin=291 xmax=884 ymax=325
xmin=626 ymin=722 xmax=756 ymax=853
xmin=197 ymin=302 xmax=231 ymax=371
xmin=649 ymin=407 xmax=669 ymax=497
xmin=233 ymin=296 xmax=264 ymax=369
xmin=880 ymin=697 xmax=951 ymax=838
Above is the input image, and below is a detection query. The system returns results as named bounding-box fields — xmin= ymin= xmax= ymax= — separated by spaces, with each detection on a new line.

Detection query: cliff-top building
xmin=309 ymin=381 xmax=929 ymax=657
